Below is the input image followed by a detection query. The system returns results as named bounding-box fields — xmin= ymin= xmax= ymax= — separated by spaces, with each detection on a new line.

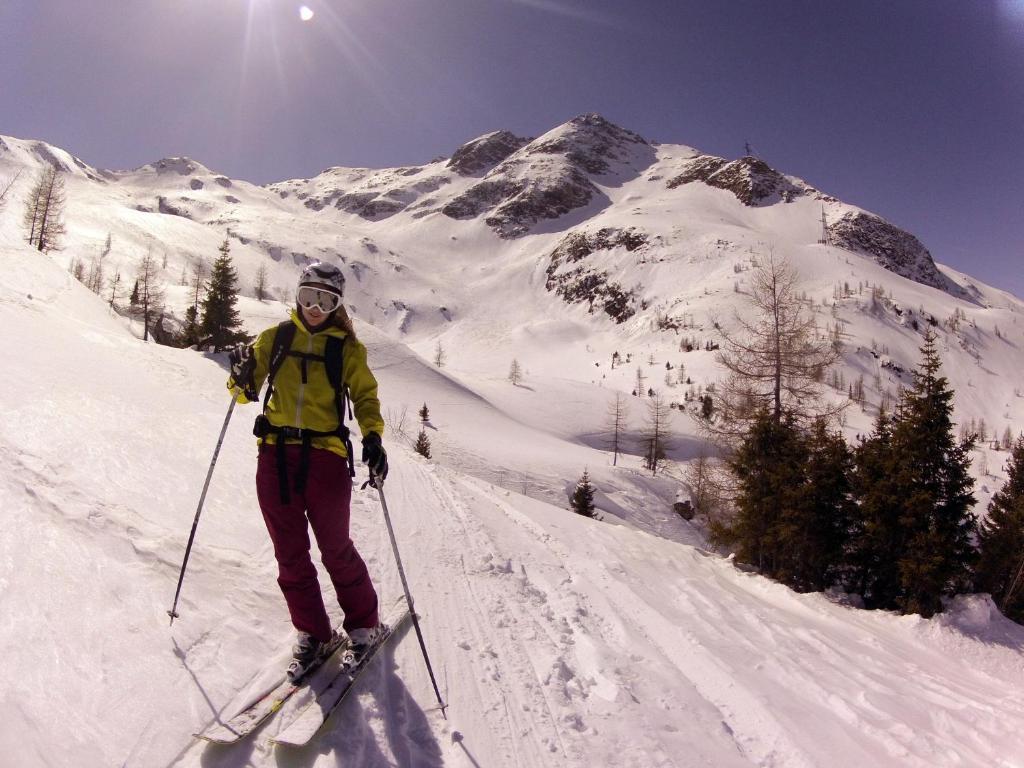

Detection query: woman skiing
xmin=227 ymin=261 xmax=389 ymax=681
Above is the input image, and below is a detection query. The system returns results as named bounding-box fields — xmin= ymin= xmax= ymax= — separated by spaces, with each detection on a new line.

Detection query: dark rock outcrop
xmin=484 ymin=166 xmax=599 ymax=239
xmin=442 ymin=114 xmax=650 ymax=238
xmin=447 ymin=131 xmax=531 ymax=176
xmin=157 ymin=196 xmax=192 ymax=219
xmin=544 ymin=227 xmax=647 ymax=322
xmin=667 ymin=155 xmax=729 ymax=188
xmin=334 ymin=192 xmax=405 ymax=220
xmin=828 ymin=211 xmax=947 ymax=289
xmin=528 ymin=113 xmax=649 ymax=174
xmin=149 ymin=158 xmax=199 ymax=176
xmin=302 ymin=175 xmax=451 ymax=220
xmin=668 ymin=155 xmax=812 ymax=206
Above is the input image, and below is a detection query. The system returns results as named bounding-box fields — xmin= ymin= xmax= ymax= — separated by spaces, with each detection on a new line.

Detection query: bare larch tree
xmin=23 ymin=164 xmax=67 ymax=252
xmin=642 ymin=392 xmax=672 ymax=476
xmin=135 ymin=249 xmax=166 ymax=342
xmin=712 ymin=250 xmax=839 ymax=442
xmin=605 ymin=391 xmax=629 ymax=466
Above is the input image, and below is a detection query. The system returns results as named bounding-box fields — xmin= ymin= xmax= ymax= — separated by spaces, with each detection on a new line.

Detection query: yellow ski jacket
xmin=227 ymin=312 xmax=385 ymax=459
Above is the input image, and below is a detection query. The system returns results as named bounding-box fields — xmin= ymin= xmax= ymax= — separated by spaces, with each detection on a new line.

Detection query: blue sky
xmin=2 ymin=0 xmax=1022 ymax=296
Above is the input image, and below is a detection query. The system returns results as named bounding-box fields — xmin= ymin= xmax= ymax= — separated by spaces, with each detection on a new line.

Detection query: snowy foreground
xmin=2 ymin=252 xmax=1024 ymax=768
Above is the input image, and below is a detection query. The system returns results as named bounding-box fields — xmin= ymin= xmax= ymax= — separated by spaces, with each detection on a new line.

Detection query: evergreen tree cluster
xmin=719 ymin=332 xmax=997 ymax=619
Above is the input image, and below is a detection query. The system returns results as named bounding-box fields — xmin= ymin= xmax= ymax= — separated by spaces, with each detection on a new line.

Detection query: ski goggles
xmin=296 ymin=285 xmax=342 ymax=313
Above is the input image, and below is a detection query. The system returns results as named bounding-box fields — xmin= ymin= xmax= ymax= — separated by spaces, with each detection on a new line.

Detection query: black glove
xmin=229 ymin=345 xmax=257 ymax=399
xmin=361 ymin=432 xmax=388 ymax=484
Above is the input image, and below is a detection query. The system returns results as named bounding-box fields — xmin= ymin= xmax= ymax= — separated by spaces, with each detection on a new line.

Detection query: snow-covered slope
xmin=3 ymin=222 xmax=1024 ymax=768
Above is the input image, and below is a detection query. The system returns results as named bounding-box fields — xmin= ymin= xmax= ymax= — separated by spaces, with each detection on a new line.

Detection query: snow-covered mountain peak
xmin=131 ymin=156 xmax=212 ymax=177
xmin=438 ymin=114 xmax=656 ymax=238
xmin=0 ymin=135 xmax=106 ymax=182
xmin=521 ymin=112 xmax=652 ymax=175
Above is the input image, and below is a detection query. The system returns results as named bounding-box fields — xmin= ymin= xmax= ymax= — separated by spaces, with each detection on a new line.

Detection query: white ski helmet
xmin=297 ymin=261 xmax=345 ymax=296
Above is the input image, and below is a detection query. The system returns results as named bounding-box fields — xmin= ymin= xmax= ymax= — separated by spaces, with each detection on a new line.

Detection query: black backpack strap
xmin=263 ymin=321 xmax=297 ymax=414
xmin=258 ymin=321 xmax=298 ymax=504
xmin=323 ymin=336 xmax=356 ymax=478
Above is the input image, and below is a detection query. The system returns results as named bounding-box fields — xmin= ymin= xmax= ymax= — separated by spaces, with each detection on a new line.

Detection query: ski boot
xmin=286 ymin=630 xmax=339 ymax=683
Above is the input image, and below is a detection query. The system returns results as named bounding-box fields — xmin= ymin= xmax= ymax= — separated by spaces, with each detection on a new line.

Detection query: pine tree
xmin=848 ymin=409 xmax=903 ymax=606
xmin=571 ymin=470 xmax=597 ymax=518
xmin=720 ymin=410 xmax=807 ymax=577
xmin=419 ymin=403 xmax=430 ymax=423
xmin=975 ymin=436 xmax=1024 ymax=623
xmin=414 ymin=428 xmax=432 ymax=459
xmin=701 ymin=394 xmax=714 ymax=420
xmin=783 ymin=419 xmax=856 ymax=591
xmin=851 ymin=332 xmax=977 ymax=617
xmin=893 ymin=332 xmax=976 ymax=617
xmin=199 ymin=239 xmax=247 ymax=351
xmin=508 ymin=358 xmax=522 ymax=386
xmin=179 ymin=305 xmax=201 ymax=348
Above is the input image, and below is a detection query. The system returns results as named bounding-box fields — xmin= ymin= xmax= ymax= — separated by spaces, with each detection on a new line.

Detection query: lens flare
xmin=299 ymin=6 xmax=314 ymax=22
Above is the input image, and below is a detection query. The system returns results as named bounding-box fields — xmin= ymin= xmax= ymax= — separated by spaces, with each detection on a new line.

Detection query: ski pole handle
xmin=167 ymin=396 xmax=237 ymax=625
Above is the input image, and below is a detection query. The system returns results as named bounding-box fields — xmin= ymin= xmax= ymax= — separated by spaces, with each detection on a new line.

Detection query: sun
xmin=299 ymin=5 xmax=314 ymax=22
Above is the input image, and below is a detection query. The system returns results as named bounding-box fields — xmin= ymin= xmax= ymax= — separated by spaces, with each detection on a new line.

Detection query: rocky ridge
xmin=442 ymin=114 xmax=652 ymax=238
xmin=668 ymin=154 xmax=822 ymax=206
xmin=828 ymin=211 xmax=949 ymax=291
xmin=544 ymin=227 xmax=648 ymax=322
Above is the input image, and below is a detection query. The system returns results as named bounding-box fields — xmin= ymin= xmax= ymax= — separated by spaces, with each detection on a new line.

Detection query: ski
xmin=194 ymin=631 xmax=349 ymax=744
xmin=270 ymin=601 xmax=413 ymax=747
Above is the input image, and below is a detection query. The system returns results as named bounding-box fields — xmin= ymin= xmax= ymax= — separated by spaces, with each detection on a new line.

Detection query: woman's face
xmin=300 ymin=302 xmax=329 ymax=327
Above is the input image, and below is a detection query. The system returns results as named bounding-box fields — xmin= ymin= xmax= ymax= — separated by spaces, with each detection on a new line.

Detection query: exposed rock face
xmin=157 ymin=196 xmax=192 ymax=219
xmin=486 ymin=167 xmax=598 ymax=239
xmin=443 ymin=114 xmax=650 ymax=238
xmin=150 ymin=158 xmax=200 ymax=176
xmin=544 ymin=227 xmax=647 ymax=322
xmin=668 ymin=155 xmax=813 ymax=206
xmin=447 ymin=131 xmax=531 ymax=176
xmin=334 ymin=191 xmax=405 ymax=219
xmin=828 ymin=211 xmax=947 ymax=289
xmin=666 ymin=155 xmax=729 ymax=188
xmin=528 ymin=113 xmax=649 ymax=174
xmin=302 ymin=175 xmax=452 ymax=220
xmin=442 ymin=178 xmax=524 ymax=220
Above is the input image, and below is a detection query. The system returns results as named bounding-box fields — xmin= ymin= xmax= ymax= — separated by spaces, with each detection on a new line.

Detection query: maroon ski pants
xmin=256 ymin=444 xmax=379 ymax=642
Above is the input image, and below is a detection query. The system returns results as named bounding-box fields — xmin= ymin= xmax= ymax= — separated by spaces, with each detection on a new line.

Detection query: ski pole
xmin=375 ymin=479 xmax=448 ymax=718
xmin=167 ymin=396 xmax=238 ymax=626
